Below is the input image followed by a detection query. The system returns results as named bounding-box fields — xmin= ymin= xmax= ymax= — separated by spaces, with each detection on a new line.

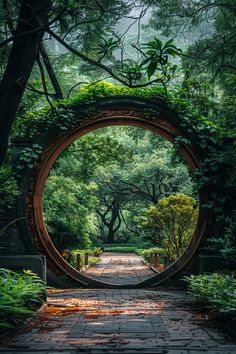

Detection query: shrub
xmin=140 ymin=193 xmax=198 ymax=262
xmin=136 ymin=247 xmax=166 ymax=263
xmin=93 ymin=247 xmax=103 ymax=257
xmin=184 ymin=273 xmax=236 ymax=317
xmin=104 ymin=246 xmax=138 ymax=253
xmin=63 ymin=248 xmax=102 ymax=268
xmin=0 ymin=268 xmax=46 ymax=330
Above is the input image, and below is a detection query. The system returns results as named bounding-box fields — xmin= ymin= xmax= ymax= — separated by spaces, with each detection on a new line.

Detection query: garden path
xmin=1 ymin=289 xmax=236 ymax=353
xmin=84 ymin=252 xmax=156 ymax=284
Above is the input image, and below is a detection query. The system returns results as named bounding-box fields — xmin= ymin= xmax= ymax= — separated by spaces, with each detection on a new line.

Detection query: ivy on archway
xmin=12 ymin=82 xmax=234 ymax=287
xmin=14 ymin=81 xmax=228 ymax=218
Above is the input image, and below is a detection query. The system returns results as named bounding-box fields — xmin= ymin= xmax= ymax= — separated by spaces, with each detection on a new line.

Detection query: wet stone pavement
xmin=84 ymin=253 xmax=156 ymax=284
xmin=0 ymin=289 xmax=236 ymax=354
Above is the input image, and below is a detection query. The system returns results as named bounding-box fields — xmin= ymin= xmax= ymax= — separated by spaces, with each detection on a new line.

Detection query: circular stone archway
xmin=18 ymin=96 xmax=209 ymax=288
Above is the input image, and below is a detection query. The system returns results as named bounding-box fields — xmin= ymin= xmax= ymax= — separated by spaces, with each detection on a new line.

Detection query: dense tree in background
xmin=147 ymin=0 xmax=236 ymax=124
xmin=43 ymin=129 xmax=130 ymax=249
xmin=43 ymin=176 xmax=98 ymax=250
xmin=44 ymin=127 xmax=195 ymax=248
xmin=148 ymin=1 xmax=236 ymax=78
xmin=96 ymin=196 xmax=123 ymax=244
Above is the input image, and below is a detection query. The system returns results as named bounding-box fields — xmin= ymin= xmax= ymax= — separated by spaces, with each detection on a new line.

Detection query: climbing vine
xmin=14 ymin=81 xmax=223 ymax=139
xmin=13 ymin=81 xmax=231 ymax=221
xmin=16 ymin=144 xmax=43 ymax=173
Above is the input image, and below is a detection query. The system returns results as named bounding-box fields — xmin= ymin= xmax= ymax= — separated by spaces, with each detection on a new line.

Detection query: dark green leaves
xmin=121 ymin=61 xmax=144 ymax=83
xmin=96 ymin=36 xmax=120 ymax=57
xmin=146 ymin=59 xmax=159 ymax=79
xmin=16 ymin=144 xmax=43 ymax=172
xmin=0 ymin=269 xmax=46 ymax=330
xmin=142 ymin=37 xmax=182 ymax=79
xmin=184 ymin=273 xmax=236 ymax=317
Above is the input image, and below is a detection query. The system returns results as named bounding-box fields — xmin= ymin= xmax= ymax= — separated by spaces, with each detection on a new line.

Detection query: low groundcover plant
xmin=0 ymin=268 xmax=46 ymax=330
xmin=184 ymin=273 xmax=236 ymax=317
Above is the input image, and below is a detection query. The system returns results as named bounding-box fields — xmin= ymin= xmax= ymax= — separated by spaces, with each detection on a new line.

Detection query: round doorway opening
xmin=21 ymin=97 xmax=209 ymax=288
xmin=43 ymin=126 xmax=199 ymax=286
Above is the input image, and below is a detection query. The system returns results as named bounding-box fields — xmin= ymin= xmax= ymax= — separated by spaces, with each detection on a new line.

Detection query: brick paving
xmin=0 ymin=289 xmax=236 ymax=353
xmin=84 ymin=252 xmax=156 ymax=284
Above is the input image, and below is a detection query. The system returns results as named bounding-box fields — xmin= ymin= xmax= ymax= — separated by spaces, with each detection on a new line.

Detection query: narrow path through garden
xmin=84 ymin=252 xmax=156 ymax=284
xmin=1 ymin=289 xmax=236 ymax=353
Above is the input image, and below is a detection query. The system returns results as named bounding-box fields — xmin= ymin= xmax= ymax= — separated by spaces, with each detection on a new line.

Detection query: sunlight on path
xmin=84 ymin=252 xmax=156 ymax=284
xmin=1 ymin=289 xmax=236 ymax=353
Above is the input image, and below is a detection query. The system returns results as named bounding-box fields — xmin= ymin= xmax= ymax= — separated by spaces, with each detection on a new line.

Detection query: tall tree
xmin=0 ymin=0 xmax=51 ymax=164
xmin=0 ymin=1 xmax=182 ymax=164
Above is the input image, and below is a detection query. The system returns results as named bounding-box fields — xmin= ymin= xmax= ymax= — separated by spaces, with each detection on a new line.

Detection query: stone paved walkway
xmin=84 ymin=252 xmax=156 ymax=284
xmin=1 ymin=289 xmax=236 ymax=353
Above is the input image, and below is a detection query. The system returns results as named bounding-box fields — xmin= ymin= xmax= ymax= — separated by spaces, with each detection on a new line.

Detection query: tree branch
xmin=36 ymin=53 xmax=54 ymax=108
xmin=0 ymin=7 xmax=66 ymax=49
xmin=46 ymin=28 xmax=166 ymax=89
xmin=39 ymin=44 xmax=63 ymax=99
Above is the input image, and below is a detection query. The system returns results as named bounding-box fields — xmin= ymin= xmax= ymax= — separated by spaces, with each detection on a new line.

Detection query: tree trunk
xmin=97 ymin=200 xmax=122 ymax=244
xmin=0 ymin=0 xmax=51 ymax=164
xmin=107 ymin=227 xmax=115 ymax=244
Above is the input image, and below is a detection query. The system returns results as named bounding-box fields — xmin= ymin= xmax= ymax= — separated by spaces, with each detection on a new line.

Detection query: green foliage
xmin=204 ymin=217 xmax=236 ymax=268
xmin=12 ymin=81 xmax=229 ymax=266
xmin=147 ymin=0 xmax=236 ymax=89
xmin=120 ymin=61 xmax=144 ymax=83
xmin=43 ymin=127 xmax=139 ymax=249
xmin=0 ymin=268 xmax=46 ymax=330
xmin=0 ymin=167 xmax=18 ymax=214
xmin=136 ymin=247 xmax=166 ymax=264
xmin=184 ymin=273 xmax=236 ymax=317
xmin=96 ymin=35 xmax=120 ymax=58
xmin=69 ymin=81 xmax=163 ymax=104
xmin=16 ymin=144 xmax=42 ymax=171
xmin=44 ymin=176 xmax=98 ymax=250
xmin=103 ymin=246 xmax=138 ymax=253
xmin=142 ymin=38 xmax=181 ymax=79
xmin=140 ymin=193 xmax=198 ymax=261
xmin=43 ymin=125 xmax=196 ymax=254
xmin=14 ymin=82 xmax=225 ymax=174
xmin=63 ymin=248 xmax=102 ymax=268
xmin=13 ymin=82 xmax=165 ymax=138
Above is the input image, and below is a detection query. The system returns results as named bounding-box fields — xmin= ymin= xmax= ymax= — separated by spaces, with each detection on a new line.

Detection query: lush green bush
xmin=0 ymin=269 xmax=46 ymax=330
xmin=184 ymin=273 xmax=236 ymax=317
xmin=139 ymin=194 xmax=198 ymax=262
xmin=136 ymin=247 xmax=166 ymax=264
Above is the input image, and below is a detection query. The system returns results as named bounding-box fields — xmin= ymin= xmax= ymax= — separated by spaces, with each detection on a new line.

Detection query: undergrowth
xmin=0 ymin=269 xmax=46 ymax=330
xmin=184 ymin=273 xmax=236 ymax=318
